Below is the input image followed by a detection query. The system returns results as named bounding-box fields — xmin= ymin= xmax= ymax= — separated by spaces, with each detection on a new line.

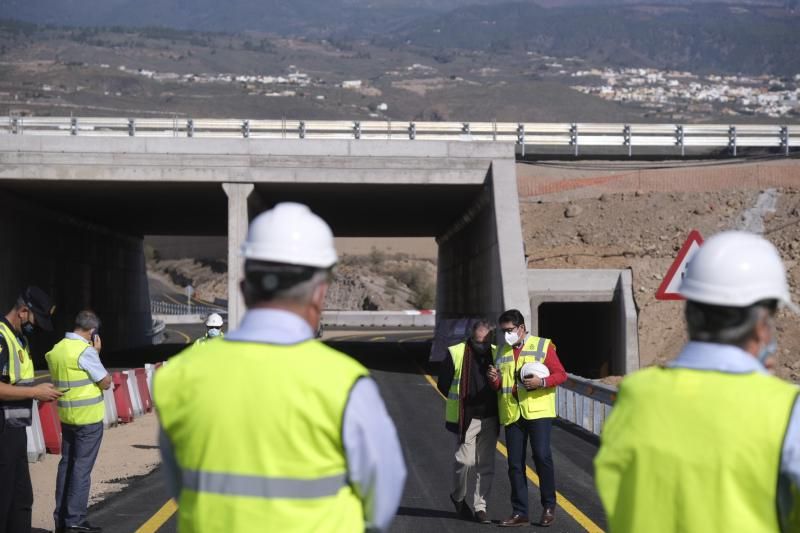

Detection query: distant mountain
xmin=389 ymin=2 xmax=800 ymax=75
xmin=1 ymin=0 xmax=798 ymax=74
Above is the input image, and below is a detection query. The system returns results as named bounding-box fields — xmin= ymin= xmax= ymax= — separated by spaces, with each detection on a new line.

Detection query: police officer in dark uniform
xmin=0 ymin=286 xmax=61 ymax=532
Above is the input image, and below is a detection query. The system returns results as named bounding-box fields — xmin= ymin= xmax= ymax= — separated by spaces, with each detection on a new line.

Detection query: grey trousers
xmin=451 ymin=416 xmax=499 ymax=513
xmin=54 ymin=421 xmax=104 ymax=528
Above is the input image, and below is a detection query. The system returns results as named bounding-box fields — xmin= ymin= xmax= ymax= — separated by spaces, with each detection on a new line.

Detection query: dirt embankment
xmin=522 ymin=188 xmax=800 ymax=383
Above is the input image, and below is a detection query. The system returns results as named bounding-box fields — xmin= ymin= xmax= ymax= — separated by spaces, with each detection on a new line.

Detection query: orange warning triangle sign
xmin=655 ymin=230 xmax=704 ymax=301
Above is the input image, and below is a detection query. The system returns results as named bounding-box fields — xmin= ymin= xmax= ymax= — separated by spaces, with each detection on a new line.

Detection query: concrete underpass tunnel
xmin=538 ymin=301 xmax=617 ymax=378
xmin=529 ymin=269 xmax=640 ymax=378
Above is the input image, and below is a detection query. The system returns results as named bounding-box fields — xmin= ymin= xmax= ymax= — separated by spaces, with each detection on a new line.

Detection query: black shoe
xmin=449 ymin=494 xmax=473 ymax=520
xmin=474 ymin=510 xmax=491 ymax=524
xmin=65 ymin=523 xmax=102 ymax=532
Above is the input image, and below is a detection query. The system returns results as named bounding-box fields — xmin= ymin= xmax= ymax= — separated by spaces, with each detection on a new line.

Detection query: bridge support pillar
xmin=222 ymin=183 xmax=255 ymax=329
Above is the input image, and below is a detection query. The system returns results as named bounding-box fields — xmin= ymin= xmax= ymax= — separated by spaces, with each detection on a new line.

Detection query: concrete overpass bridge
xmin=5 ymin=116 xmax=797 ymax=375
xmin=0 ymin=133 xmax=535 ymax=368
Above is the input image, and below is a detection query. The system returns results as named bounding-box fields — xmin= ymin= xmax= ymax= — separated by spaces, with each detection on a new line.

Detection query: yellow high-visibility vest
xmin=494 ymin=335 xmax=556 ymax=425
xmin=0 ymin=321 xmax=34 ymax=424
xmin=595 ymin=366 xmax=800 ymax=533
xmin=46 ymin=337 xmax=105 ymax=426
xmin=154 ymin=338 xmax=369 ymax=533
xmin=445 ymin=342 xmax=497 ymax=424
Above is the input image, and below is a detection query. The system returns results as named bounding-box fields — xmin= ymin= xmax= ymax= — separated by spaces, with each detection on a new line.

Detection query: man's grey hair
xmin=74 ymin=310 xmax=101 ymax=331
xmin=685 ymin=300 xmax=777 ymax=347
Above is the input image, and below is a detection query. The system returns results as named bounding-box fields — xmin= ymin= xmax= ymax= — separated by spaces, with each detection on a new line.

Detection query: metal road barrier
xmin=151 ymin=300 xmax=220 ymax=317
xmin=556 ymin=373 xmax=617 ymax=437
xmin=2 ymin=116 xmax=797 ymax=156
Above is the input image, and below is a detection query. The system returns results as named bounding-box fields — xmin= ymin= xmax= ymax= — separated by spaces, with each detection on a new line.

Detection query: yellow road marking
xmin=419 ymin=368 xmax=604 ymax=533
xmin=134 ymin=498 xmax=177 ymax=533
xmin=369 ymin=336 xmax=386 ymax=342
xmin=165 ymin=328 xmax=191 ymax=345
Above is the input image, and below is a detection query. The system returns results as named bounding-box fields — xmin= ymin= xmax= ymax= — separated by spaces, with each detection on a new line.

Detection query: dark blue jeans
xmin=54 ymin=421 xmax=104 ymax=528
xmin=505 ymin=417 xmax=556 ymax=517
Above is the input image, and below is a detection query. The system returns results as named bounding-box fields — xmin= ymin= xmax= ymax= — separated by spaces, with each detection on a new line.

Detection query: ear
xmin=755 ymin=314 xmax=773 ymax=345
xmin=310 ymin=282 xmax=329 ymax=312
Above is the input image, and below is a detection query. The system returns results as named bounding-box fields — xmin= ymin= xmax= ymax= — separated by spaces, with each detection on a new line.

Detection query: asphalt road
xmin=84 ymin=331 xmax=606 ymax=532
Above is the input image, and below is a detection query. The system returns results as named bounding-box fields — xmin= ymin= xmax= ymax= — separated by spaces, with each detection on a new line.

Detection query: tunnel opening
xmin=537 ymin=301 xmax=619 ymax=379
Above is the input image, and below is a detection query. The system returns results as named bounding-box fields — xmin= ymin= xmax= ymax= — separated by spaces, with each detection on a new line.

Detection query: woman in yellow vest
xmin=155 ymin=203 xmax=407 ymax=533
xmin=0 ymin=286 xmax=61 ymax=532
xmin=46 ymin=310 xmax=111 ymax=533
xmin=595 ymin=231 xmax=800 ymax=532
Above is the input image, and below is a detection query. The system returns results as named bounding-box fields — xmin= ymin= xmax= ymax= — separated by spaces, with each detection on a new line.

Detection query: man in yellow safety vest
xmin=0 ymin=286 xmax=61 ymax=532
xmin=595 ymin=231 xmax=800 ymax=532
xmin=47 ymin=310 xmax=111 ymax=533
xmin=155 ymin=202 xmax=407 ymax=532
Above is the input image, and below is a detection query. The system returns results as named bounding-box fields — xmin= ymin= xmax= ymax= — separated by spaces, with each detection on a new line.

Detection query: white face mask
xmin=504 ymin=330 xmax=520 ymax=346
xmin=207 ymin=328 xmax=221 ymax=338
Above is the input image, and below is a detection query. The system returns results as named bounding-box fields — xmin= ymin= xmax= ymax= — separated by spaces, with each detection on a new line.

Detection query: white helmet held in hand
xmin=205 ymin=313 xmax=224 ymax=327
xmin=241 ymin=202 xmax=337 ymax=269
xmin=519 ymin=362 xmax=550 ymax=380
xmin=679 ymin=231 xmax=799 ymax=313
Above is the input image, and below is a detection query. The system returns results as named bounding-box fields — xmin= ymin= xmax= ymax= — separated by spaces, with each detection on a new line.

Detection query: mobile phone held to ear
xmin=91 ymin=330 xmax=98 ymax=343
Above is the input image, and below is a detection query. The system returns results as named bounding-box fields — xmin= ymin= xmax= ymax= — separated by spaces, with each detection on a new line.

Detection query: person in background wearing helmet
xmin=595 ymin=231 xmax=800 ymax=533
xmin=0 ymin=286 xmax=62 ymax=532
xmin=47 ymin=310 xmax=111 ymax=533
xmin=194 ymin=313 xmax=224 ymax=345
xmin=488 ymin=309 xmax=567 ymax=528
xmin=437 ymin=319 xmax=499 ymax=524
xmin=154 ymin=202 xmax=407 ymax=533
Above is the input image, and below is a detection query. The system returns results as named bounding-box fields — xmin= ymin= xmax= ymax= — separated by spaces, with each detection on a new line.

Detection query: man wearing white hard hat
xmin=154 ymin=202 xmax=407 ymax=532
xmin=488 ymin=309 xmax=567 ymax=528
xmin=595 ymin=231 xmax=800 ymax=532
xmin=193 ymin=313 xmax=224 ymax=345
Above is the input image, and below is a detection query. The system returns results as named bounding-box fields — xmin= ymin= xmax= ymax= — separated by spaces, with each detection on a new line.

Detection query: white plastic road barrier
xmin=145 ymin=364 xmax=155 ymax=396
xmin=125 ymin=369 xmax=144 ymax=417
xmin=103 ymin=387 xmax=118 ymax=429
xmin=26 ymin=400 xmax=46 ymax=463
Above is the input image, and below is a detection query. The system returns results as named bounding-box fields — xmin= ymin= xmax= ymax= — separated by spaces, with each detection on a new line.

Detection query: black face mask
xmin=22 ymin=321 xmax=35 ymax=336
xmin=469 ymin=338 xmax=490 ymax=356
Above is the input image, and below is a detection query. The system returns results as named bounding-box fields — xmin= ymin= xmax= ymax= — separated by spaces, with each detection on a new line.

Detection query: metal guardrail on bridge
xmin=2 ymin=116 xmax=798 ymax=156
xmin=556 ymin=373 xmax=618 ymax=437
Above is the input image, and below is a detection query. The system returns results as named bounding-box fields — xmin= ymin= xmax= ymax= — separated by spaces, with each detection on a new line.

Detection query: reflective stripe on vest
xmin=595 ymin=367 xmax=799 ymax=533
xmin=0 ymin=322 xmax=34 ymax=425
xmin=45 ymin=338 xmax=105 ymax=425
xmin=495 ymin=335 xmax=555 ymax=425
xmin=57 ymin=395 xmax=104 ymax=408
xmin=155 ymin=338 xmax=369 ymax=533
xmin=183 ymin=470 xmax=347 ymax=499
xmin=52 ymin=378 xmax=94 ymax=388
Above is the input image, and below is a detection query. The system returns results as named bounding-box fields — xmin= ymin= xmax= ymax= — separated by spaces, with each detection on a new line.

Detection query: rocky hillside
xmin=146 ymin=249 xmax=436 ymax=311
xmin=522 ymin=187 xmax=800 ymax=383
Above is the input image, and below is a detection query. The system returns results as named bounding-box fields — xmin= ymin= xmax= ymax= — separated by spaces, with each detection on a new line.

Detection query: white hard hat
xmin=519 ymin=362 xmax=550 ymax=380
xmin=241 ymin=203 xmax=337 ymax=269
xmin=205 ymin=313 xmax=223 ymax=327
xmin=679 ymin=231 xmax=798 ymax=313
